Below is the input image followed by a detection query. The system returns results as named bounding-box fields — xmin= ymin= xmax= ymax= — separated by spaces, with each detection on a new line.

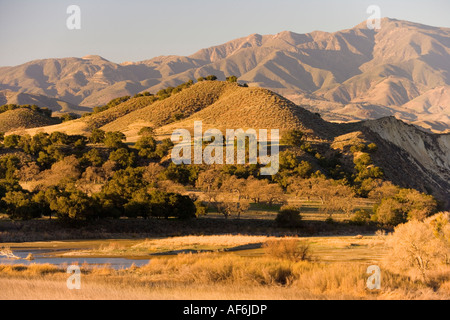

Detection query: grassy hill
xmin=100 ymin=81 xmax=339 ymax=139
xmin=85 ymin=95 xmax=158 ymax=129
xmin=101 ymin=81 xmax=233 ymax=134
xmin=0 ymin=108 xmax=59 ymax=133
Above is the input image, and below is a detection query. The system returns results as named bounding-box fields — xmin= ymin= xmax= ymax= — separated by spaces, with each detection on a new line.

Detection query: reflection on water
xmin=0 ymin=250 xmax=149 ymax=270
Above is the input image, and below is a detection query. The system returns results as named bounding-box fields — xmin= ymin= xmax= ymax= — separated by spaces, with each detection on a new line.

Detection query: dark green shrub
xmin=275 ymin=206 xmax=302 ymax=228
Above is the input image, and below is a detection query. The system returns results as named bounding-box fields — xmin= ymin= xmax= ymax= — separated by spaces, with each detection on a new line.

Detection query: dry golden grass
xmin=9 ymin=95 xmax=155 ymax=137
xmin=11 ymin=118 xmax=90 ymax=137
xmin=0 ymin=277 xmax=346 ymax=300
xmin=7 ymin=80 xmax=338 ymax=142
xmin=1 ymin=230 xmax=447 ymax=300
xmin=263 ymin=239 xmax=312 ymax=261
xmin=98 ymin=81 xmax=338 ymax=140
xmin=133 ymin=235 xmax=275 ymax=250
xmin=63 ymin=235 xmax=305 ymax=257
xmin=162 ymin=86 xmax=321 ymax=135
xmin=1 ymin=253 xmax=449 ymax=300
xmin=50 ymin=235 xmax=386 ymax=263
xmin=0 ymin=263 xmax=60 ymax=276
xmin=331 ymin=131 xmax=367 ymax=151
xmin=86 ymin=95 xmax=157 ymax=129
xmin=102 ymin=81 xmax=232 ymax=133
xmin=0 ymin=108 xmax=58 ymax=133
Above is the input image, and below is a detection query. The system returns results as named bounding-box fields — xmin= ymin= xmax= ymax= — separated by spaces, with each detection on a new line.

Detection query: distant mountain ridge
xmin=0 ymin=90 xmax=90 ymax=115
xmin=1 ymin=18 xmax=450 ymax=132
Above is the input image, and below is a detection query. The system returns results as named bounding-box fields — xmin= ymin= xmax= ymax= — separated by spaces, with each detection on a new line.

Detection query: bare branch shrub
xmin=263 ymin=238 xmax=311 ymax=262
xmin=385 ymin=213 xmax=450 ymax=282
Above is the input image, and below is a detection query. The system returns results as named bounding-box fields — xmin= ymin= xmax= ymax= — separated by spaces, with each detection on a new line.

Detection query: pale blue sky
xmin=1 ymin=0 xmax=449 ymax=66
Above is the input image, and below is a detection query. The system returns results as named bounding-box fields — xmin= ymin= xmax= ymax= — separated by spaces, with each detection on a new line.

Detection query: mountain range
xmin=0 ymin=18 xmax=449 ymax=132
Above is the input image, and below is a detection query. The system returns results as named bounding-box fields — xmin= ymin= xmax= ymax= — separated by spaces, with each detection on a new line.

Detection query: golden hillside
xmin=101 ymin=81 xmax=337 ymax=139
xmin=0 ymin=108 xmax=59 ymax=133
xmin=101 ymin=81 xmax=232 ymax=133
xmin=85 ymin=95 xmax=157 ymax=129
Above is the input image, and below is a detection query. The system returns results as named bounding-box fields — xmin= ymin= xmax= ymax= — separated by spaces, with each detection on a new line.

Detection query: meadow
xmin=1 ymin=232 xmax=449 ymax=300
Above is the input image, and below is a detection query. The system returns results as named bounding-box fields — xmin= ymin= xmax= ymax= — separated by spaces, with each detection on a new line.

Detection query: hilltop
xmin=22 ymin=81 xmax=342 ymax=140
xmin=101 ymin=81 xmax=338 ymax=139
xmin=0 ymin=108 xmax=59 ymax=133
xmin=21 ymin=81 xmax=339 ymax=140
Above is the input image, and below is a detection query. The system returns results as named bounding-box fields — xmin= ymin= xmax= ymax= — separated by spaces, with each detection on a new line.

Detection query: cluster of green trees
xmin=276 ymin=129 xmax=439 ymax=226
xmin=133 ymin=92 xmax=152 ymax=99
xmin=0 ymin=128 xmax=200 ymax=221
xmin=88 ymin=96 xmax=132 ymax=116
xmin=226 ymin=76 xmax=238 ymax=83
xmin=59 ymin=113 xmax=80 ymax=122
xmin=281 ymin=129 xmax=304 ymax=146
xmin=156 ymin=80 xmax=195 ymax=100
xmin=0 ymin=123 xmax=439 ymax=227
xmin=275 ymin=206 xmax=302 ymax=228
xmin=373 ymin=188 xmax=438 ymax=226
xmin=176 ymin=128 xmax=438 ymax=227
xmin=1 ymin=178 xmax=196 ymax=221
xmin=353 ymin=155 xmax=384 ymax=196
xmin=198 ymin=75 xmax=248 ymax=87
xmin=3 ymin=132 xmax=87 ymax=169
xmin=197 ymin=75 xmax=218 ymax=82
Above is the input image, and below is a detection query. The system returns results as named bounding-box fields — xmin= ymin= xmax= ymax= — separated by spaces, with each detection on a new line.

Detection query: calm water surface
xmin=0 ymin=249 xmax=150 ymax=269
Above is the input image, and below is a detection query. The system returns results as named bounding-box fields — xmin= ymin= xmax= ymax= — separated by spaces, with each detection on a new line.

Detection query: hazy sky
xmin=1 ymin=0 xmax=449 ymax=66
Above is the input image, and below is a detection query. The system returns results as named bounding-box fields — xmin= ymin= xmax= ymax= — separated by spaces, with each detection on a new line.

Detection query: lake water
xmin=0 ymin=249 xmax=150 ymax=270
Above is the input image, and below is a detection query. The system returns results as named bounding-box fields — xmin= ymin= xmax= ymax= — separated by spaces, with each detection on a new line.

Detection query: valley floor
xmin=1 ymin=260 xmax=448 ymax=300
xmin=1 ymin=235 xmax=449 ymax=300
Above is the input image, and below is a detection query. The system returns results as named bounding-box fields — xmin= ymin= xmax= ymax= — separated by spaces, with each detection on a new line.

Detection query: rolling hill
xmin=1 ymin=18 xmax=449 ymax=132
xmin=0 ymin=108 xmax=60 ymax=133
xmin=12 ymin=80 xmax=449 ymax=208
xmin=101 ymin=81 xmax=338 ymax=139
xmin=17 ymin=81 xmax=337 ymax=139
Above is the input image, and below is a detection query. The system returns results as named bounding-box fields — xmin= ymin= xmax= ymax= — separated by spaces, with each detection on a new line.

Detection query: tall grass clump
xmin=263 ymin=238 xmax=311 ymax=262
xmin=138 ymin=253 xmax=298 ymax=286
xmin=0 ymin=264 xmax=60 ymax=277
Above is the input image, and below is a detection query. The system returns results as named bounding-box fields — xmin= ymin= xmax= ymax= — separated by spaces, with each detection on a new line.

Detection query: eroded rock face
xmin=364 ymin=117 xmax=450 ymax=179
xmin=362 ymin=116 xmax=450 ymax=208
